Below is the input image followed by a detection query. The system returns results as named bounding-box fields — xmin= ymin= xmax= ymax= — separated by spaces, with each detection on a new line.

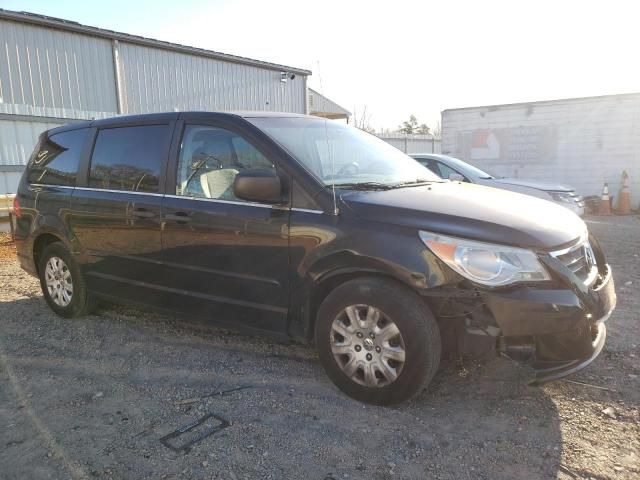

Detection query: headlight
xmin=550 ymin=192 xmax=575 ymax=203
xmin=419 ymin=231 xmax=550 ymax=286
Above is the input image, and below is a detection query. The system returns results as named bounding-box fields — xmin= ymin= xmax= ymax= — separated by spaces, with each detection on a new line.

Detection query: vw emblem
xmin=584 ymin=243 xmax=596 ymax=270
xmin=363 ymin=338 xmax=375 ymax=351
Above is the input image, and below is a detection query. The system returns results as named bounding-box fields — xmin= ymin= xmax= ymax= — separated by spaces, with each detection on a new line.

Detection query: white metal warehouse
xmin=0 ymin=9 xmax=313 ymax=193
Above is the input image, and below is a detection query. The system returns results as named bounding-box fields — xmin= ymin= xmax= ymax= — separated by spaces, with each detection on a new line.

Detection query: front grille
xmin=550 ymin=239 xmax=598 ymax=285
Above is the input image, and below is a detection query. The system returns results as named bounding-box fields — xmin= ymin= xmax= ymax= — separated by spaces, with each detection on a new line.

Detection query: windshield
xmin=248 ymin=117 xmax=440 ymax=187
xmin=438 ymin=155 xmax=496 ymax=179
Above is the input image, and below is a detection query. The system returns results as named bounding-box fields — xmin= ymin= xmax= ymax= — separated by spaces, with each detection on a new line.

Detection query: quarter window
xmin=27 ymin=128 xmax=89 ymax=186
xmin=176 ymin=125 xmax=274 ymax=200
xmin=89 ymin=125 xmax=169 ymax=193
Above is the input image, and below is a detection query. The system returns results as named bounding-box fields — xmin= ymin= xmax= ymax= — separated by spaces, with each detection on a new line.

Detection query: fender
xmin=307 ymin=250 xmax=446 ymax=290
xmin=286 ymin=216 xmax=458 ymax=340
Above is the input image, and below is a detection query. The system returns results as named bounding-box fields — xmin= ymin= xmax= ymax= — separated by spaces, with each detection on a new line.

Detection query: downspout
xmin=111 ymin=39 xmax=124 ymax=114
xmin=303 ymin=75 xmax=309 ymax=115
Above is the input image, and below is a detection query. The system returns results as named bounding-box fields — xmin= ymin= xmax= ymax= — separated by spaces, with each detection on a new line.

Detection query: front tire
xmin=38 ymin=242 xmax=94 ymax=318
xmin=315 ymin=277 xmax=441 ymax=405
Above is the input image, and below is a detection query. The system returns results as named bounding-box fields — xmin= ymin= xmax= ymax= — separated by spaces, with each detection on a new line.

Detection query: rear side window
xmin=89 ymin=125 xmax=169 ymax=193
xmin=27 ymin=128 xmax=88 ymax=186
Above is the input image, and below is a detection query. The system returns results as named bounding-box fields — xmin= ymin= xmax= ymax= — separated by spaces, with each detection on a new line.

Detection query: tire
xmin=38 ymin=241 xmax=94 ymax=318
xmin=315 ymin=277 xmax=441 ymax=405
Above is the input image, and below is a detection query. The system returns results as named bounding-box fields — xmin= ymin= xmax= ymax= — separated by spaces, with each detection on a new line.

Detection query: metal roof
xmin=308 ymin=88 xmax=351 ymax=118
xmin=0 ymin=9 xmax=312 ymax=76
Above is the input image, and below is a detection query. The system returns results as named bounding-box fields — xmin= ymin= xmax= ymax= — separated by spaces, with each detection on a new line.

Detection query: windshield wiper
xmin=392 ymin=179 xmax=436 ymax=188
xmin=326 ymin=182 xmax=394 ymax=190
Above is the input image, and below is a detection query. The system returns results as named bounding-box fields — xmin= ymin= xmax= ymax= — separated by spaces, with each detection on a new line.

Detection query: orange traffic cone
xmin=617 ymin=171 xmax=631 ymax=215
xmin=598 ymin=183 xmax=611 ymax=215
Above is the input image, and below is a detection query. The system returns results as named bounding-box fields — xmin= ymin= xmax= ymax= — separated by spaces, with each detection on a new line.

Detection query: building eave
xmin=0 ymin=8 xmax=312 ymax=76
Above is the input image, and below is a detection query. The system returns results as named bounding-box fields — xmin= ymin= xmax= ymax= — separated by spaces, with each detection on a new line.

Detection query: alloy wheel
xmin=44 ymin=256 xmax=73 ymax=307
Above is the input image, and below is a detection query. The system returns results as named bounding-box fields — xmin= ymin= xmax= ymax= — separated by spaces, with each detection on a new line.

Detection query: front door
xmin=161 ymin=122 xmax=290 ymax=333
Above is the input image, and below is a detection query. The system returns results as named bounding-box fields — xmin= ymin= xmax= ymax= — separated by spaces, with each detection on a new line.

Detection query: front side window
xmin=176 ymin=125 xmax=274 ymax=200
xmin=27 ymin=128 xmax=89 ymax=186
xmin=416 ymin=158 xmax=439 ymax=176
xmin=247 ymin=117 xmax=439 ymax=187
xmin=89 ymin=125 xmax=169 ymax=193
xmin=436 ymin=162 xmax=464 ymax=181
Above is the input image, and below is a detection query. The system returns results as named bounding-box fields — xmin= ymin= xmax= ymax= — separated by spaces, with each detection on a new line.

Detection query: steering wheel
xmin=336 ymin=161 xmax=359 ymax=177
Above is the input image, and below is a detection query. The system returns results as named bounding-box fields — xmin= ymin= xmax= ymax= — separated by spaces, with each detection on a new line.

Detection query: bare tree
xmin=353 ymin=105 xmax=375 ymax=133
xmin=431 ymin=121 xmax=442 ymax=138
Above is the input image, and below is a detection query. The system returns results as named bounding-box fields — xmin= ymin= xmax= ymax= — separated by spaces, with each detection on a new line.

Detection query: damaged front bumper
xmin=530 ymin=318 xmax=607 ymax=384
xmin=481 ymin=258 xmax=616 ymax=383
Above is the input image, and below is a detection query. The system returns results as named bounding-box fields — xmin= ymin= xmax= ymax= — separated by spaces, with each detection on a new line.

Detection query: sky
xmin=1 ymin=0 xmax=639 ymax=131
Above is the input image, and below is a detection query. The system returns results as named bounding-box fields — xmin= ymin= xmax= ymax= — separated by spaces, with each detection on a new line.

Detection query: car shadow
xmin=1 ymin=296 xmax=564 ymax=480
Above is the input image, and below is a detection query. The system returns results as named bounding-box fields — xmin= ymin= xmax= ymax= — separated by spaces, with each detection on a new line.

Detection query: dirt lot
xmin=0 ymin=216 xmax=638 ymax=480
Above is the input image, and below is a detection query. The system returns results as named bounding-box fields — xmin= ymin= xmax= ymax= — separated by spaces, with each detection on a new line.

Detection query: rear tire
xmin=315 ymin=277 xmax=441 ymax=405
xmin=38 ymin=242 xmax=94 ymax=318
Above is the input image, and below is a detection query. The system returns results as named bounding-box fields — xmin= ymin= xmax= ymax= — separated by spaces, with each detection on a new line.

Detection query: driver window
xmin=176 ymin=125 xmax=274 ymax=200
xmin=436 ymin=162 xmax=465 ymax=181
xmin=418 ymin=158 xmax=439 ymax=176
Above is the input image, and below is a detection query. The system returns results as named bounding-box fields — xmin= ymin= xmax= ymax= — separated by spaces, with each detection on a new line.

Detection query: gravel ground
xmin=0 ymin=216 xmax=638 ymax=480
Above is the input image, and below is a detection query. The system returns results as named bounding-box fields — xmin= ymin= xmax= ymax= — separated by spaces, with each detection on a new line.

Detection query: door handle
xmin=165 ymin=212 xmax=192 ymax=224
xmin=131 ymin=208 xmax=156 ymax=218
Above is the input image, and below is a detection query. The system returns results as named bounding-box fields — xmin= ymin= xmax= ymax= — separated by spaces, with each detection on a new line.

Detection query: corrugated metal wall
xmin=0 ymin=171 xmax=21 ymax=194
xmin=378 ymin=133 xmax=442 ymax=154
xmin=117 ymin=43 xmax=306 ymax=114
xmin=0 ymin=19 xmax=118 ymax=119
xmin=0 ymin=18 xmax=306 ymax=120
xmin=0 ymin=117 xmax=65 ymax=166
xmin=0 ymin=16 xmax=309 ymax=193
xmin=0 ymin=117 xmax=66 ymax=192
xmin=442 ymin=94 xmax=640 ymax=204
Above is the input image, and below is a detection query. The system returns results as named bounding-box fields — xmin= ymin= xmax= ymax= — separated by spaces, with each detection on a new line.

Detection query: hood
xmin=340 ymin=182 xmax=585 ymax=249
xmin=492 ymin=177 xmax=574 ymax=192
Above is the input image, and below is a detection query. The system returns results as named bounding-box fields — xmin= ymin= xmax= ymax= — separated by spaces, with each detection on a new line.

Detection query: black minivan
xmin=14 ymin=112 xmax=616 ymax=405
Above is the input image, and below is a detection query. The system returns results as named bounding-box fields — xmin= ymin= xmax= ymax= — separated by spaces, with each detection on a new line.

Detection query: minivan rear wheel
xmin=38 ymin=242 xmax=94 ymax=318
xmin=315 ymin=277 xmax=441 ymax=405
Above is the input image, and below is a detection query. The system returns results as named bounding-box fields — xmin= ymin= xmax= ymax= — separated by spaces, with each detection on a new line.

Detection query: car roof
xmin=410 ymin=153 xmax=451 ymax=160
xmin=45 ymin=111 xmax=313 ymax=136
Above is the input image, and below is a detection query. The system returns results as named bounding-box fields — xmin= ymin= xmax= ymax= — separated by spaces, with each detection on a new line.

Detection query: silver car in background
xmin=411 ymin=154 xmax=585 ymax=216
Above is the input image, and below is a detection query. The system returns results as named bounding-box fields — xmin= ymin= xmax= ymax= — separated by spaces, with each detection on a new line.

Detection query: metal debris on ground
xmin=562 ymin=379 xmax=618 ymax=393
xmin=558 ymin=464 xmax=580 ymax=478
xmin=159 ymin=413 xmax=230 ymax=453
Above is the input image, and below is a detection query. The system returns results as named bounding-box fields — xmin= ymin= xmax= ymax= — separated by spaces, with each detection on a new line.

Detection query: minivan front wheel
xmin=38 ymin=242 xmax=94 ymax=318
xmin=315 ymin=277 xmax=441 ymax=405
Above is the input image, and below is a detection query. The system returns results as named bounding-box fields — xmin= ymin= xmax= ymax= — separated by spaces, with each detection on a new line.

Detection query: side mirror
xmin=449 ymin=173 xmax=465 ymax=182
xmin=233 ymin=170 xmax=283 ymax=203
